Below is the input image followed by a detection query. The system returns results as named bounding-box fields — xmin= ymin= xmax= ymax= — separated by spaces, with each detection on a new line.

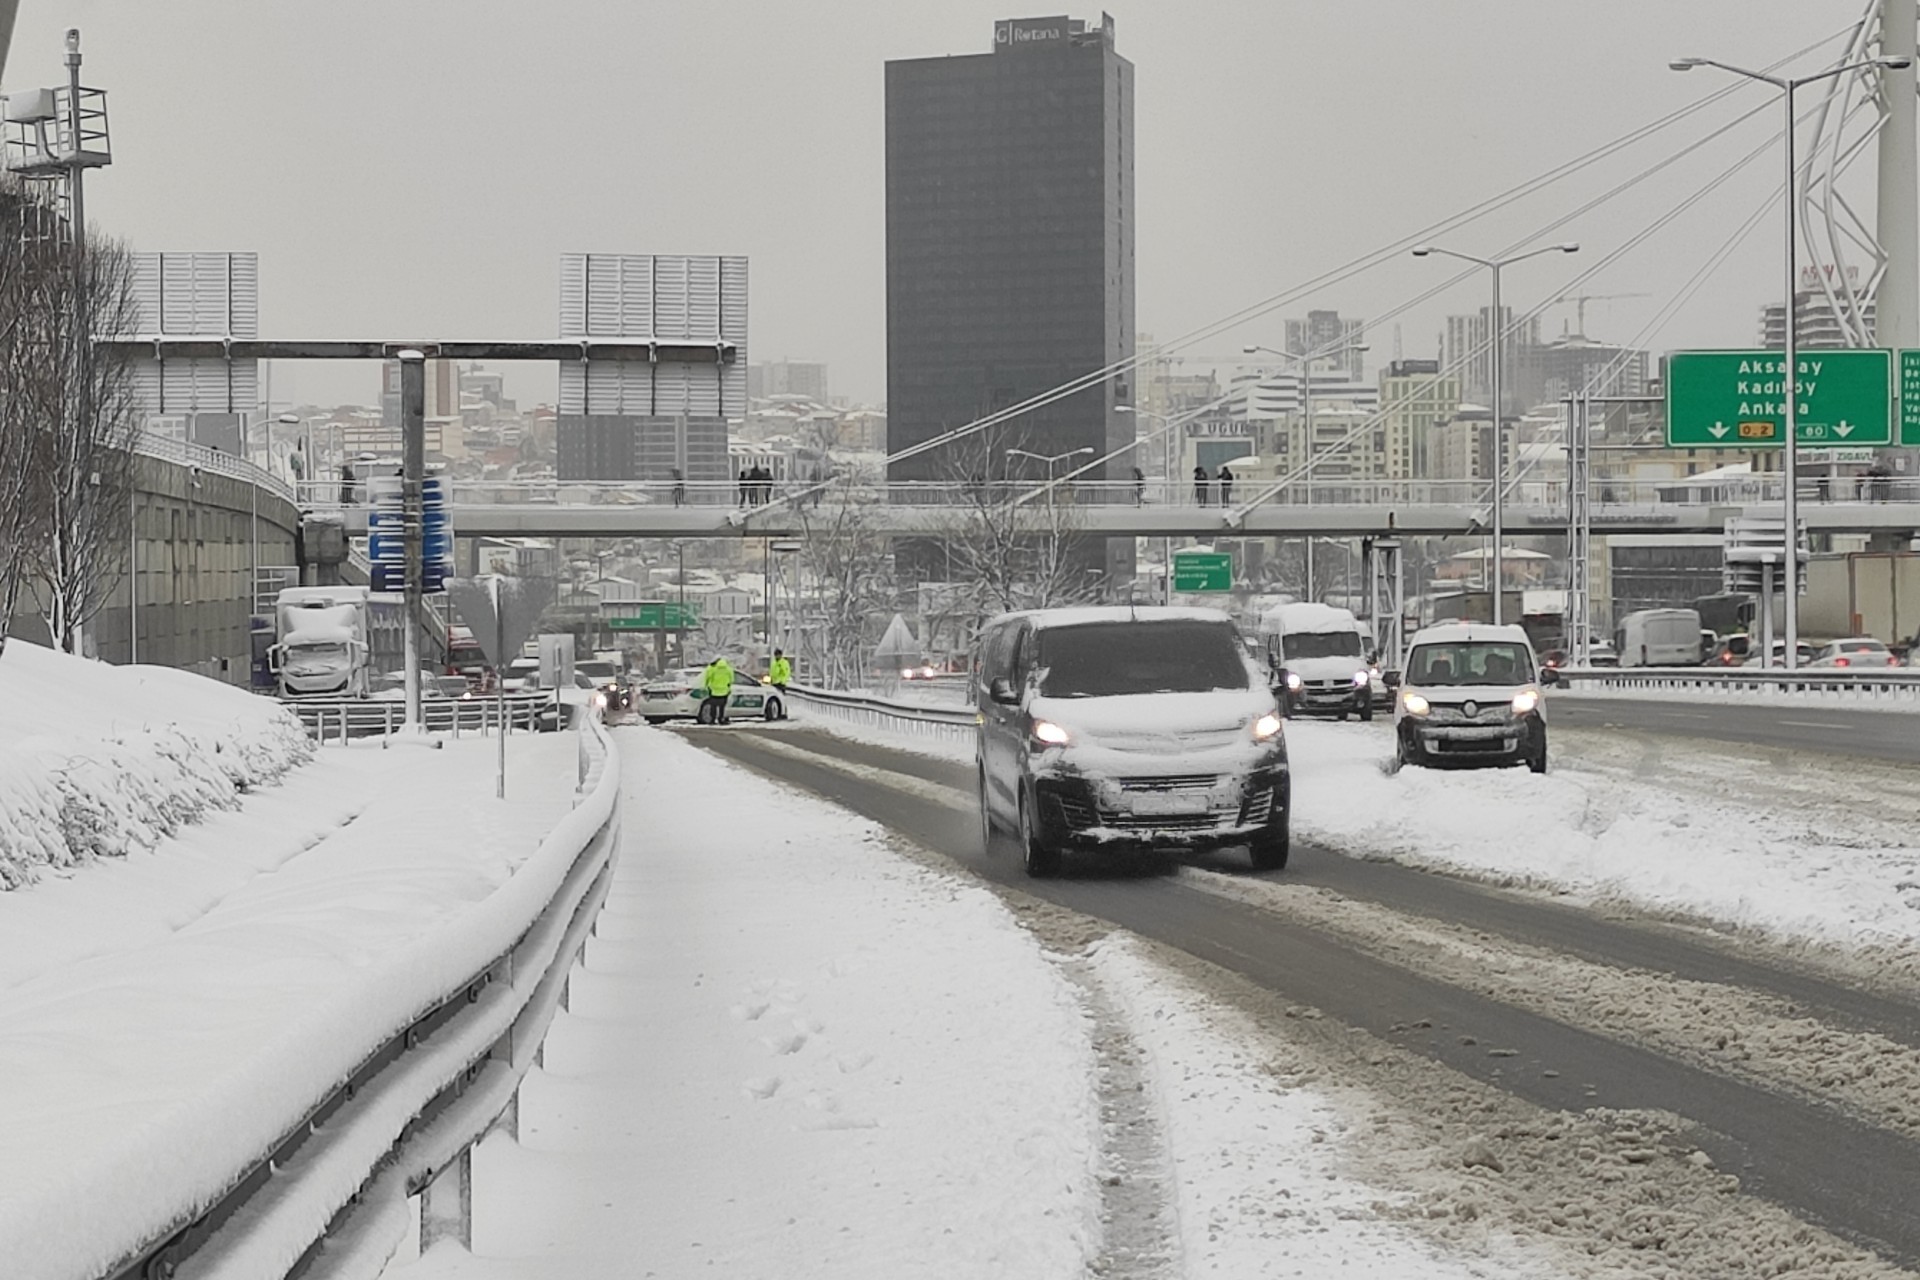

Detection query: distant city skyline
xmin=1 ymin=1 xmax=1860 ymax=419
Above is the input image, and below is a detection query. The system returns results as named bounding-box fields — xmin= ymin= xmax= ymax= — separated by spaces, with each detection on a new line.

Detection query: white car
xmin=1808 ymin=637 xmax=1900 ymax=669
xmin=639 ymin=667 xmax=786 ymax=723
xmin=1393 ymin=622 xmax=1556 ymax=773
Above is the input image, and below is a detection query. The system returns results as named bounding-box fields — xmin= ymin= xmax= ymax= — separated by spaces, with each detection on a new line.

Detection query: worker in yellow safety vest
xmin=699 ymin=654 xmax=735 ymax=725
xmin=767 ymin=649 xmax=792 ymax=720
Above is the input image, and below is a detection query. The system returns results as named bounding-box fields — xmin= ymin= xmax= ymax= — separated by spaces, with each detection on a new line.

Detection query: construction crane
xmin=1550 ymin=291 xmax=1650 ymax=336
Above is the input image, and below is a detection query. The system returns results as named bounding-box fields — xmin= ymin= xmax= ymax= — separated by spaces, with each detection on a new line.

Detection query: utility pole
xmin=1879 ymin=0 xmax=1920 ymax=350
xmin=400 ymin=351 xmax=426 ymax=728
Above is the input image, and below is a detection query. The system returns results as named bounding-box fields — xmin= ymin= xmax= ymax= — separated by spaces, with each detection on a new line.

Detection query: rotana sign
xmin=995 ymin=16 xmax=1069 ymax=49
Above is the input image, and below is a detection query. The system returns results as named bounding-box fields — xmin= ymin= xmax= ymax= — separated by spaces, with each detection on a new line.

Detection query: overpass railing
xmin=135 ymin=431 xmax=296 ymax=506
xmin=86 ymin=706 xmax=619 ymax=1280
xmin=788 ymin=683 xmax=977 ymax=746
xmin=1555 ymin=666 xmax=1920 ymax=704
xmin=288 ymin=474 xmax=1920 ymax=515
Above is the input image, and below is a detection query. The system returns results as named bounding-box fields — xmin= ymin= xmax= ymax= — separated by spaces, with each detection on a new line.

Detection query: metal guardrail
xmin=788 ymin=683 xmax=978 ymax=745
xmin=94 ymin=706 xmax=621 ymax=1280
xmin=1555 ymin=665 xmax=1920 ymax=702
xmin=134 ymin=431 xmax=296 ymax=506
xmin=284 ymin=690 xmax=561 ymax=741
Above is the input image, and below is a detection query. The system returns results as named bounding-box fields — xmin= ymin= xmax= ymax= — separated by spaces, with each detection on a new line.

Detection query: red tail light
xmin=1834 ymin=656 xmax=1850 ymax=667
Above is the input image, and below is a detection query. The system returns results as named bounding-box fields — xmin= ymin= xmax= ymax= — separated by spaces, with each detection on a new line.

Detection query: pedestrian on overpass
xmin=1217 ymin=462 xmax=1235 ymax=507
xmin=1132 ymin=466 xmax=1146 ymax=505
xmin=699 ymin=654 xmax=735 ymax=725
xmin=671 ymin=468 xmax=685 ymax=507
xmin=1193 ymin=464 xmax=1210 ymax=506
xmin=768 ymin=648 xmax=792 ymax=718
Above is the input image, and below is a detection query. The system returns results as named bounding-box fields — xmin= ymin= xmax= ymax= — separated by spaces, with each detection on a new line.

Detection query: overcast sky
xmin=2 ymin=0 xmax=1876 ymax=411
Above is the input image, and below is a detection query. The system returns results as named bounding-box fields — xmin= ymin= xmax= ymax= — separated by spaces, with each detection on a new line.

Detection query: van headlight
xmin=1252 ymin=711 xmax=1283 ymax=741
xmin=1401 ymin=691 xmax=1431 ymax=717
xmin=1030 ymin=719 xmax=1070 ymax=746
xmin=1283 ymin=671 xmax=1303 ymax=691
xmin=1351 ymin=670 xmax=1370 ymax=687
xmin=1511 ymin=688 xmax=1539 ymax=716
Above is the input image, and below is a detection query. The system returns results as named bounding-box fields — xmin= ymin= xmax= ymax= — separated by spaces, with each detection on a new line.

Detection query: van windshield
xmin=1037 ymin=621 xmax=1249 ymax=698
xmin=1284 ymin=630 xmax=1363 ymax=660
xmin=1407 ymin=641 xmax=1533 ymax=687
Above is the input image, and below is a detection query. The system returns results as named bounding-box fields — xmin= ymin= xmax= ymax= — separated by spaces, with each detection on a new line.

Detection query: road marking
xmin=1778 ymin=719 xmax=1850 ymax=730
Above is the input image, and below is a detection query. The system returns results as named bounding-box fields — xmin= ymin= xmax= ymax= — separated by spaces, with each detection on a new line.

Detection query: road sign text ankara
xmin=1665 ymin=349 xmax=1891 ymax=448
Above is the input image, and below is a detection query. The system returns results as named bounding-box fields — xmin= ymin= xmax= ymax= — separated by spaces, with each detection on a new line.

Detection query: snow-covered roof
xmin=1257 ymin=601 xmax=1357 ymax=634
xmin=1407 ymin=621 xmax=1534 ymax=646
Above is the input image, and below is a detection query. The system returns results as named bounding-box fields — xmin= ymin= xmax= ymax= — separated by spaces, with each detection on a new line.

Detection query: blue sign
xmin=366 ymin=476 xmax=454 ymax=592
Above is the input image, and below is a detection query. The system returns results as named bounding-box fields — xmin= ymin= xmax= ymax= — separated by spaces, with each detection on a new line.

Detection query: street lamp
xmin=1410 ymin=241 xmax=1578 ymax=625
xmin=1243 ymin=339 xmax=1369 ymax=602
xmin=1671 ymin=51 xmax=1910 ymax=669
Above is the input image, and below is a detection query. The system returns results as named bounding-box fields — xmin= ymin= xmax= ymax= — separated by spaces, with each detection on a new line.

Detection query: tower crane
xmin=1549 ymin=291 xmax=1650 ymax=336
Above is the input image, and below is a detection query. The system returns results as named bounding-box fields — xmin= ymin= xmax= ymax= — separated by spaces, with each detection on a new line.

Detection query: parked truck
xmin=268 ymin=586 xmax=372 ymax=698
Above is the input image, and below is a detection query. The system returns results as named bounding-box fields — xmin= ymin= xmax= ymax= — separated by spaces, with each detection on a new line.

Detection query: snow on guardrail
xmin=90 ymin=707 xmax=621 ymax=1280
xmin=788 ymin=684 xmax=977 ymax=745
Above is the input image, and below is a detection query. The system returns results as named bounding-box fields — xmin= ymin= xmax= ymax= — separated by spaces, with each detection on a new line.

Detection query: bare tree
xmin=792 ymin=463 xmax=894 ymax=689
xmin=929 ymin=431 xmax=1101 ymax=619
xmin=0 ymin=184 xmax=62 ymax=656
xmin=19 ymin=230 xmax=141 ymax=655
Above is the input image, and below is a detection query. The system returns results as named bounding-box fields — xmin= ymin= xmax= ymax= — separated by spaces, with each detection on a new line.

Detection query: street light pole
xmin=1116 ymin=406 xmax=1178 ymax=602
xmin=1244 ymin=340 xmax=1368 ymax=602
xmin=1410 ymin=241 xmax=1578 ymax=625
xmin=1671 ymin=52 xmax=1910 ymax=669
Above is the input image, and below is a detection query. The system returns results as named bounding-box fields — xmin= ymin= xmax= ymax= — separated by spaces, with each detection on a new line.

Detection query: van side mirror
xmin=988 ymin=677 xmax=1019 ymax=705
xmin=1539 ymin=667 xmax=1560 ymax=687
xmin=1382 ymin=670 xmax=1402 ymax=689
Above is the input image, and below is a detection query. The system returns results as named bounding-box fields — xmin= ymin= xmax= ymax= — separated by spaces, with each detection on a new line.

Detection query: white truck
xmin=269 ymin=586 xmax=372 ymax=699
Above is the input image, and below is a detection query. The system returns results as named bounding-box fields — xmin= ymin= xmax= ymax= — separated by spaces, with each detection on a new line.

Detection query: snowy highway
xmin=683 ymin=713 xmax=1920 ymax=1274
xmin=1552 ymin=693 xmax=1920 ymax=764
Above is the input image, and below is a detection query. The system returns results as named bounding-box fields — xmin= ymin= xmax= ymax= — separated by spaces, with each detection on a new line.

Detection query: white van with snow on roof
xmin=1257 ymin=602 xmax=1373 ymax=721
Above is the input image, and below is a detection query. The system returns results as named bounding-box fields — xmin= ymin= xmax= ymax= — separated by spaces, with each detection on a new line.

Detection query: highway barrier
xmin=789 ymin=683 xmax=976 ymax=746
xmin=1555 ymin=666 xmax=1920 ymax=705
xmin=94 ymin=706 xmax=620 ymax=1280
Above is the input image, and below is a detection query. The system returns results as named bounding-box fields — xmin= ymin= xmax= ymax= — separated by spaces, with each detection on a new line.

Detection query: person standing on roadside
xmin=767 ymin=648 xmax=792 ymax=719
xmin=699 ymin=654 xmax=735 ymax=725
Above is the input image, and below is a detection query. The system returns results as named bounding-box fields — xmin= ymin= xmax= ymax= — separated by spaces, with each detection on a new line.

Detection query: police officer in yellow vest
xmin=699 ymin=654 xmax=735 ymax=725
xmin=767 ymin=648 xmax=792 ymax=719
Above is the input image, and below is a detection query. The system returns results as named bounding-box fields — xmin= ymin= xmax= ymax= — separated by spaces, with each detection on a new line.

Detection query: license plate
xmin=1129 ymin=792 xmax=1207 ymax=816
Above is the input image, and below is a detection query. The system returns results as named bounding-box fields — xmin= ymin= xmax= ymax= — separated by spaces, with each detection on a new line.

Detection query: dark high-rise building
xmin=886 ymin=14 xmax=1135 ymax=582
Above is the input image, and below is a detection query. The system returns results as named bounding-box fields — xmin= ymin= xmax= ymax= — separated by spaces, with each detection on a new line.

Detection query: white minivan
xmin=1256 ymin=602 xmax=1373 ymax=720
xmin=1393 ymin=622 xmax=1556 ymax=773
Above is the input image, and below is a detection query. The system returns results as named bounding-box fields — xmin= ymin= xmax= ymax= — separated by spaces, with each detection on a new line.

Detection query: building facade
xmin=886 ymin=13 xmax=1135 ymax=580
xmin=1284 ymin=309 xmax=1366 ymax=380
xmin=1442 ymin=306 xmax=1542 ymax=413
xmin=1377 ymin=358 xmax=1459 ymax=480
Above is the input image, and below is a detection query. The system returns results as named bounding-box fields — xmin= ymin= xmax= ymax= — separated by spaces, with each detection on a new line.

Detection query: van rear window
xmin=1037 ymin=622 xmax=1249 ymax=698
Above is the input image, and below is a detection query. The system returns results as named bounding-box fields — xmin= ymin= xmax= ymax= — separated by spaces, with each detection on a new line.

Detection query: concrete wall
xmin=8 ymin=453 xmax=299 ymax=685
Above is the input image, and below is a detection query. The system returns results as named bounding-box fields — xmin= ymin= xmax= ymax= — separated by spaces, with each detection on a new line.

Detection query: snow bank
xmin=0 ymin=641 xmax=312 ymax=889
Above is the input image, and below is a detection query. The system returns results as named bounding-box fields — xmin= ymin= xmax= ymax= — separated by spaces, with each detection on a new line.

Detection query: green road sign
xmin=1899 ymin=350 xmax=1920 ymax=445
xmin=608 ymin=602 xmax=700 ymax=631
xmin=1665 ymin=349 xmax=1891 ymax=448
xmin=1172 ymin=551 xmax=1233 ymax=593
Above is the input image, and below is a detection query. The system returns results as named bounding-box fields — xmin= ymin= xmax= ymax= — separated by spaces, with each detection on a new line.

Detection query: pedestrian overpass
xmin=312 ymin=476 xmax=1920 ymax=542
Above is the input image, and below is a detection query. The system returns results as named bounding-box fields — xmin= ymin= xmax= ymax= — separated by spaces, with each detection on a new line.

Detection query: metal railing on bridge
xmin=134 ymin=431 xmax=295 ymax=506
xmin=291 ymin=473 xmax=1914 ymax=515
